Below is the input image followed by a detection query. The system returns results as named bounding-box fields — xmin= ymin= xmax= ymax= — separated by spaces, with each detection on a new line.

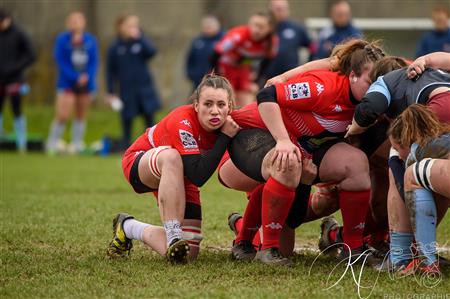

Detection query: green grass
xmin=1 ymin=105 xmax=450 ymax=298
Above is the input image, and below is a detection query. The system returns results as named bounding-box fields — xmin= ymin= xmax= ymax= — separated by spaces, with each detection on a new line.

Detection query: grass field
xmin=1 ymin=105 xmax=450 ymax=298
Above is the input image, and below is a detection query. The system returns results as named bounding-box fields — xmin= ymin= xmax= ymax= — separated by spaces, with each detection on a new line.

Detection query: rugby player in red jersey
xmin=106 ymin=74 xmax=240 ymax=263
xmin=211 ymin=12 xmax=278 ymax=107
xmin=219 ymin=40 xmax=385 ymax=265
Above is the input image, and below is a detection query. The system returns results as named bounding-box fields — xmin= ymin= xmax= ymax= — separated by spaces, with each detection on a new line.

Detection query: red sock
xmin=329 ymin=228 xmax=339 ymax=243
xmin=235 ymin=184 xmax=264 ymax=248
xmin=261 ymin=177 xmax=295 ymax=250
xmin=339 ymin=189 xmax=371 ymax=250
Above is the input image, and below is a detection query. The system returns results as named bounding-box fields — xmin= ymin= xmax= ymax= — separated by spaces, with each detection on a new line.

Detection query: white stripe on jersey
xmin=312 ymin=113 xmax=351 ymax=133
xmin=284 ymin=109 xmax=314 ymax=136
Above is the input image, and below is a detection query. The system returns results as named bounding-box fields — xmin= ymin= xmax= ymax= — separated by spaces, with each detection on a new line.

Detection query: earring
xmin=352 ymin=77 xmax=358 ymax=83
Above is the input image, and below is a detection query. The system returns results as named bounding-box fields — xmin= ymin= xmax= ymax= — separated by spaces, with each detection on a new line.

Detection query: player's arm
xmin=173 ymin=116 xmax=239 ymax=187
xmin=181 ymin=133 xmax=232 ymax=187
xmin=210 ymin=32 xmax=240 ymax=70
xmin=265 ymin=57 xmax=335 ymax=87
xmin=257 ymin=85 xmax=301 ymax=171
xmin=407 ymin=52 xmax=450 ymax=78
xmin=347 ymin=77 xmax=391 ymax=137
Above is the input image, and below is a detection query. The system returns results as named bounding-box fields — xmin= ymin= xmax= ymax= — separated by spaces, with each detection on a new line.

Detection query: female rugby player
xmin=211 ymin=12 xmax=278 ymax=107
xmin=107 ymin=74 xmax=239 ymax=263
xmin=344 ymin=52 xmax=450 ymax=271
xmin=219 ymin=39 xmax=385 ymax=265
xmin=388 ymin=105 xmax=450 ymax=275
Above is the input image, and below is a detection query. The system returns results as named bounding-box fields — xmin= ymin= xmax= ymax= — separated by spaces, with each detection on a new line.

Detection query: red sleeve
xmin=274 ymin=72 xmax=330 ymax=111
xmin=215 ymin=27 xmax=244 ymax=54
xmin=166 ymin=113 xmax=201 ymax=156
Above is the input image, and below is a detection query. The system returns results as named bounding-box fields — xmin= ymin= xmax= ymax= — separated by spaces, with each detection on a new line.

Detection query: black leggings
xmin=0 ymin=94 xmax=22 ymax=117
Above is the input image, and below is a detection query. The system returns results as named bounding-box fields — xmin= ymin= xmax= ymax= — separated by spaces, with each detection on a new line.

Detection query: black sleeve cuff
xmin=257 ymin=85 xmax=277 ymax=105
xmin=354 ymin=92 xmax=389 ymax=127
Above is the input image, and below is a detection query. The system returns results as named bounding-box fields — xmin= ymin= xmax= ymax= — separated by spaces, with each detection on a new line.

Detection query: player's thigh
xmin=219 ymin=158 xmax=260 ymax=192
xmin=319 ymin=142 xmax=369 ymax=183
xmin=138 ymin=147 xmax=180 ymax=189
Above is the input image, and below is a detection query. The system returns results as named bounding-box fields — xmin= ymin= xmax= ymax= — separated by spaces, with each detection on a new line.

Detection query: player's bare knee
xmin=160 ymin=149 xmax=183 ymax=170
xmin=270 ymin=160 xmax=301 ymax=189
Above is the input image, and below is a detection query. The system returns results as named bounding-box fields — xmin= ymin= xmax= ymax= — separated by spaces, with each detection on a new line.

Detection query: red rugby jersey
xmin=274 ymin=70 xmax=356 ymax=138
xmin=126 ymin=105 xmax=218 ymax=156
xmin=215 ymin=25 xmax=278 ymax=67
xmin=231 ymin=70 xmax=357 ymax=138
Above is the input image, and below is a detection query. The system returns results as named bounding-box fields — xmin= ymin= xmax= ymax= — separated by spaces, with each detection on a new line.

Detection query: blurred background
xmin=1 ymin=0 xmax=449 ymax=153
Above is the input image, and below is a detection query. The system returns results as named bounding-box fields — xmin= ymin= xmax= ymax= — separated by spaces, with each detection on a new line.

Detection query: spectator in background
xmin=265 ymin=0 xmax=311 ymax=79
xmin=106 ymin=13 xmax=161 ymax=149
xmin=314 ymin=0 xmax=361 ymax=59
xmin=186 ymin=15 xmax=223 ymax=90
xmin=211 ymin=12 xmax=278 ymax=107
xmin=416 ymin=7 xmax=450 ymax=57
xmin=47 ymin=11 xmax=98 ymax=154
xmin=0 ymin=9 xmax=35 ymax=152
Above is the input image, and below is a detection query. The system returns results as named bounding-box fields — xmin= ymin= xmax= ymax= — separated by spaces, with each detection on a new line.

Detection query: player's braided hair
xmin=369 ymin=56 xmax=408 ymax=82
xmin=331 ymin=39 xmax=385 ymax=76
xmin=388 ymin=104 xmax=450 ymax=148
xmin=189 ymin=72 xmax=236 ymax=111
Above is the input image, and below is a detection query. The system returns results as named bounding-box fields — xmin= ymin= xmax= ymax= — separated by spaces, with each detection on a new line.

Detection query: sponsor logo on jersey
xmin=315 ymin=82 xmax=324 ymax=95
xmin=286 ymin=82 xmax=310 ymax=100
xmin=179 ymin=129 xmax=198 ymax=149
xmin=180 ymin=119 xmax=192 ymax=128
xmin=332 ymin=104 xmax=342 ymax=113
xmin=265 ymin=222 xmax=283 ymax=230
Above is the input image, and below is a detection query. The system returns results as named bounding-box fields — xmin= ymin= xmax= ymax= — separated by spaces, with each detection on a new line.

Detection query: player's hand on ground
xmin=407 ymin=56 xmax=426 ymax=79
xmin=271 ymin=139 xmax=301 ymax=172
xmin=220 ymin=115 xmax=240 ymax=138
xmin=300 ymin=158 xmax=317 ymax=185
xmin=264 ymin=74 xmax=286 ymax=88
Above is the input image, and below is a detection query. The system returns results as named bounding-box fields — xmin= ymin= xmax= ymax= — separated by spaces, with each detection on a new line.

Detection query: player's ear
xmin=194 ymin=100 xmax=199 ymax=113
xmin=349 ymin=71 xmax=358 ymax=83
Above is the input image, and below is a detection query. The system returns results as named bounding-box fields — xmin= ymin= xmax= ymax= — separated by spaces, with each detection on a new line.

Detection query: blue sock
xmin=13 ymin=116 xmax=27 ymax=151
xmin=390 ymin=231 xmax=414 ymax=267
xmin=412 ymin=188 xmax=437 ymax=265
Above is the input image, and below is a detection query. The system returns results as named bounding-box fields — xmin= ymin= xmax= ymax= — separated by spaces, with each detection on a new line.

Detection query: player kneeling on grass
xmin=107 ymin=74 xmax=239 ymax=263
xmin=387 ymin=105 xmax=450 ymax=275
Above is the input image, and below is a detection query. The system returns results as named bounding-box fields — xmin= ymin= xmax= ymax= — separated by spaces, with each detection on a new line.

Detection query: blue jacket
xmin=265 ymin=20 xmax=311 ymax=78
xmin=54 ymin=31 xmax=98 ymax=92
xmin=314 ymin=23 xmax=362 ymax=59
xmin=106 ymin=34 xmax=161 ymax=117
xmin=416 ymin=28 xmax=450 ymax=57
xmin=185 ymin=31 xmax=224 ymax=87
